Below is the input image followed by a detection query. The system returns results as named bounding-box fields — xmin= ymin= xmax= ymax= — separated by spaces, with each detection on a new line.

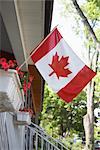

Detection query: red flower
xmin=16 ymin=67 xmax=24 ymax=78
xmin=0 ymin=58 xmax=7 ymax=64
xmin=19 ymin=108 xmax=33 ymax=116
xmin=1 ymin=62 xmax=9 ymax=71
xmin=19 ymin=71 xmax=24 ymax=78
xmin=8 ymin=60 xmax=15 ymax=68
xmin=28 ymin=108 xmax=33 ymax=116
xmin=23 ymin=81 xmax=27 ymax=93
xmin=29 ymin=76 xmax=34 ymax=82
xmin=23 ymin=80 xmax=27 ymax=86
xmin=23 ymin=86 xmax=27 ymax=93
xmin=27 ymin=82 xmax=31 ymax=89
xmin=16 ymin=67 xmax=20 ymax=72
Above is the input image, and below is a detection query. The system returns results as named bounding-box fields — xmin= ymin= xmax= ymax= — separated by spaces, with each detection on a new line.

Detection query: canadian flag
xmin=31 ymin=27 xmax=96 ymax=103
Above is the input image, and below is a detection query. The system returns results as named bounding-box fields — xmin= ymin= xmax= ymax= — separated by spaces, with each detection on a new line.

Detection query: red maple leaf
xmin=49 ymin=52 xmax=72 ymax=79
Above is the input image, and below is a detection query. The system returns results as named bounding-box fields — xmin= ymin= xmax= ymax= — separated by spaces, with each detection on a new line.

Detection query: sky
xmin=51 ymin=0 xmax=87 ymax=63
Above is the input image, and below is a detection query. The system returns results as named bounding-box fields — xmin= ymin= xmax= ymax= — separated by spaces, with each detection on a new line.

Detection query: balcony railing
xmin=0 ymin=113 xmax=9 ymax=150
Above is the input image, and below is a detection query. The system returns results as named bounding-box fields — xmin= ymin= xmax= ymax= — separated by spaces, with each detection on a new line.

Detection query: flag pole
xmin=18 ymin=25 xmax=58 ymax=70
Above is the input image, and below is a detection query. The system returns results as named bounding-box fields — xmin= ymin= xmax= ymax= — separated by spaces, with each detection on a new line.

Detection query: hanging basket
xmin=0 ymin=69 xmax=24 ymax=112
xmin=15 ymin=112 xmax=31 ymax=125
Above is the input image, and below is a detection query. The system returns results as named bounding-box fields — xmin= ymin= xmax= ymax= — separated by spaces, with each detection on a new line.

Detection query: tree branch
xmin=71 ymin=0 xmax=99 ymax=43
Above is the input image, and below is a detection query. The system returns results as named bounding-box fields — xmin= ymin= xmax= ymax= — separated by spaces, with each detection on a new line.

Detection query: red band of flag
xmin=57 ymin=65 xmax=96 ymax=102
xmin=31 ymin=28 xmax=62 ymax=63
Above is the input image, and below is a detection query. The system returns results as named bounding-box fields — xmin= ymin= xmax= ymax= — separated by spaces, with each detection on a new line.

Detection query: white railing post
xmin=41 ymin=136 xmax=44 ymax=150
xmin=35 ymin=132 xmax=38 ymax=150
xmin=48 ymin=142 xmax=50 ymax=150
xmin=51 ymin=145 xmax=53 ymax=150
xmin=29 ymin=130 xmax=32 ymax=150
xmin=61 ymin=146 xmax=63 ymax=150
xmin=0 ymin=113 xmax=9 ymax=150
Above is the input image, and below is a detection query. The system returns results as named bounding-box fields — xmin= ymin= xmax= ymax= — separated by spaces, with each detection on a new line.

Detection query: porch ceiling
xmin=0 ymin=0 xmax=45 ymax=68
xmin=14 ymin=0 xmax=45 ymax=65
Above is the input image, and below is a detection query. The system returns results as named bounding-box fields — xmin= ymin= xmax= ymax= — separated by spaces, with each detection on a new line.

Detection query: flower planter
xmin=15 ymin=112 xmax=31 ymax=125
xmin=0 ymin=69 xmax=24 ymax=112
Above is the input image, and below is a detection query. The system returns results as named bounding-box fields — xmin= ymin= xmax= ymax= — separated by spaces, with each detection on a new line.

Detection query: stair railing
xmin=25 ymin=125 xmax=60 ymax=150
xmin=31 ymin=123 xmax=68 ymax=150
xmin=24 ymin=123 xmax=68 ymax=150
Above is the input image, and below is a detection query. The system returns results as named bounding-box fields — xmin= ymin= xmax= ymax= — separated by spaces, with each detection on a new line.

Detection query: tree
xmin=40 ymin=84 xmax=87 ymax=139
xmin=70 ymin=1 xmax=100 ymax=149
xmin=60 ymin=0 xmax=100 ymax=149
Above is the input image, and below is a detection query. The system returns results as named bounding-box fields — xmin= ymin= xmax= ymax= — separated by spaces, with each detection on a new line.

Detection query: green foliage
xmin=81 ymin=1 xmax=100 ymax=52
xmin=82 ymin=0 xmax=100 ymax=22
xmin=94 ymin=72 xmax=100 ymax=105
xmin=40 ymin=84 xmax=87 ymax=138
xmin=94 ymin=126 xmax=100 ymax=140
xmin=58 ymin=0 xmax=74 ymax=17
xmin=71 ymin=142 xmax=84 ymax=150
xmin=95 ymin=28 xmax=100 ymax=41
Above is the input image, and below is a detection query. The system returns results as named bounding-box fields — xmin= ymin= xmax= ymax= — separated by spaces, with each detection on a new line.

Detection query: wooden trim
xmin=28 ymin=65 xmax=43 ymax=114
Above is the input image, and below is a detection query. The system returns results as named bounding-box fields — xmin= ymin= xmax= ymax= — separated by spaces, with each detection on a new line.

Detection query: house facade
xmin=0 ymin=0 xmax=54 ymax=149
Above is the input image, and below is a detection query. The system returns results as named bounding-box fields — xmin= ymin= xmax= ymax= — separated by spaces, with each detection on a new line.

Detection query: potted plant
xmin=0 ymin=58 xmax=33 ymax=112
xmin=15 ymin=108 xmax=34 ymax=125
